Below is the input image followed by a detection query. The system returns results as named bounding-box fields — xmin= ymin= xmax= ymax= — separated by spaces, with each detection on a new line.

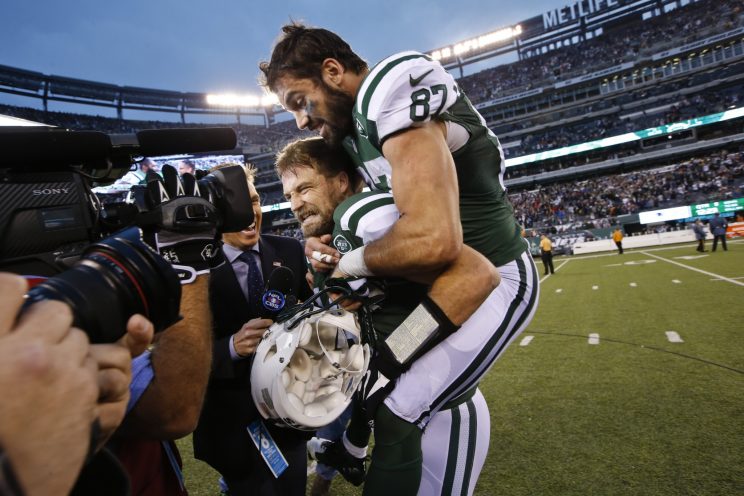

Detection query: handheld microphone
xmin=260 ymin=266 xmax=296 ymax=318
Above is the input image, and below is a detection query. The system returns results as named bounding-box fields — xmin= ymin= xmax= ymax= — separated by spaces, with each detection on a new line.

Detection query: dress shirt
xmin=222 ymin=242 xmax=263 ymax=361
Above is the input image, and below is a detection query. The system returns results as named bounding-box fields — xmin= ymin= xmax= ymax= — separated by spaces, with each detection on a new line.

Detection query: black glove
xmin=137 ymin=164 xmax=224 ymax=284
xmin=358 ymin=357 xmax=395 ymax=424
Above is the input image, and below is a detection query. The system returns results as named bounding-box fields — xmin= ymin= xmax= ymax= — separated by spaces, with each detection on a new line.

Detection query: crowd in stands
xmin=487 ymin=56 xmax=744 ymax=150
xmin=504 ymin=147 xmax=640 ymax=181
xmin=504 ymin=90 xmax=740 ymax=158
xmin=232 ymin=119 xmax=313 ymax=154
xmin=495 ymin=68 xmax=742 ymax=135
xmin=257 ymin=149 xmax=744 ymax=241
xmin=2 ymin=0 xmax=741 ymax=164
xmin=260 ymin=191 xmax=288 ymax=206
xmin=2 ymin=0 xmax=742 ymax=246
xmin=458 ymin=0 xmax=742 ymax=104
xmin=509 ymin=149 xmax=744 ymax=229
xmin=267 ymin=225 xmax=304 ymax=240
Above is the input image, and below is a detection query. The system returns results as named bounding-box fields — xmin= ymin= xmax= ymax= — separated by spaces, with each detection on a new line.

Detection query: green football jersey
xmin=331 ymin=190 xmax=427 ymax=337
xmin=342 ymin=51 xmax=526 ymax=267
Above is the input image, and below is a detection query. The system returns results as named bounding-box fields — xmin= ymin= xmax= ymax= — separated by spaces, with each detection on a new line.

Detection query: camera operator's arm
xmin=91 ymin=314 xmax=154 ymax=450
xmin=0 ymin=274 xmax=99 ymax=496
xmin=115 ymin=164 xmax=249 ymax=438
xmin=117 ymin=276 xmax=212 ymax=439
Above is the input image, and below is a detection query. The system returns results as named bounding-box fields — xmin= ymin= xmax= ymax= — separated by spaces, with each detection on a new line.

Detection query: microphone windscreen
xmin=136 ymin=128 xmax=237 ymax=156
xmin=0 ymin=129 xmax=112 ymax=167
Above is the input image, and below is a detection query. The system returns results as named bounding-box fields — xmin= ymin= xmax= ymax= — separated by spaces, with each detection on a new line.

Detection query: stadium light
xmin=431 ymin=25 xmax=522 ymax=62
xmin=206 ymin=93 xmax=279 ymax=108
xmin=261 ymin=93 xmax=279 ymax=106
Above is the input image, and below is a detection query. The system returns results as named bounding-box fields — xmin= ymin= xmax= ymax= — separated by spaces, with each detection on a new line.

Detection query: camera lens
xmin=25 ymin=227 xmax=181 ymax=343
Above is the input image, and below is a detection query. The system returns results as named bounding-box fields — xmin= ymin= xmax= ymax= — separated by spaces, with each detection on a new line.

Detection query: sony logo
xmin=32 ymin=188 xmax=71 ymax=195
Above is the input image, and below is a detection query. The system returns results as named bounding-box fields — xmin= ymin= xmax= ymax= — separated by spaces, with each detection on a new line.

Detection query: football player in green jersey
xmin=262 ymin=24 xmax=540 ymax=496
xmin=277 ymin=137 xmax=491 ymax=496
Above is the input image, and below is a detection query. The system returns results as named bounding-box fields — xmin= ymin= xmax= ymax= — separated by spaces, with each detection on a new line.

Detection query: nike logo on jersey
xmin=409 ymin=69 xmax=433 ymax=86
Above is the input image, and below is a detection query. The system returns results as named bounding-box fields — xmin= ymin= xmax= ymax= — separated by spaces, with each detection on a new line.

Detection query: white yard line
xmin=672 ymin=279 xmax=682 ymax=284
xmin=519 ymin=335 xmax=534 ymax=347
xmin=666 ymin=331 xmax=684 ymax=343
xmin=539 ymin=259 xmax=570 ymax=284
xmin=588 ymin=333 xmax=600 ymax=345
xmin=555 ymin=288 xmax=563 ymax=293
xmin=710 ymin=276 xmax=744 ymax=281
xmin=641 ymin=251 xmax=744 ymax=287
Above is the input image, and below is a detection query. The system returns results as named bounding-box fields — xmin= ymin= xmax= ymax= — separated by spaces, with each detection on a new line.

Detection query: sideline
xmin=640 ymin=251 xmax=744 ymax=287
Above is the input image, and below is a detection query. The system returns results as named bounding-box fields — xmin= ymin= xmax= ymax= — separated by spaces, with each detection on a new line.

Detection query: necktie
xmin=239 ymin=251 xmax=264 ymax=315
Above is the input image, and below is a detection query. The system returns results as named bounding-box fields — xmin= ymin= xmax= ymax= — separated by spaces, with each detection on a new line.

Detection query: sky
xmin=0 ymin=0 xmax=562 ymax=98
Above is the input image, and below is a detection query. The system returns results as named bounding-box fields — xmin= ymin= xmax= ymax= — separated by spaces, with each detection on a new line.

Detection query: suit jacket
xmin=709 ymin=216 xmax=728 ymax=236
xmin=193 ymin=234 xmax=312 ymax=487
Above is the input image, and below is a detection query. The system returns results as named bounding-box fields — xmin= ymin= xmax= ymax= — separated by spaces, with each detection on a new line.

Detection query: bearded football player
xmin=261 ymin=25 xmax=540 ymax=496
xmin=276 ymin=137 xmax=493 ymax=496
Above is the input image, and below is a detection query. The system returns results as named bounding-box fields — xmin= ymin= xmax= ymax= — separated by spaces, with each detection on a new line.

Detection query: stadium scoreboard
xmin=638 ymin=197 xmax=744 ymax=224
xmin=691 ymin=199 xmax=744 ymax=216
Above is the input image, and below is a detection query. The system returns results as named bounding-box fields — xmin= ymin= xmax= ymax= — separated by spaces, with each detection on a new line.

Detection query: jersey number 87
xmin=409 ymin=84 xmax=451 ymax=122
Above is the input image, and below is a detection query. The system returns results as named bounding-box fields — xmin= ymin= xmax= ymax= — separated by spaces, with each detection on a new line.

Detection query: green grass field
xmin=177 ymin=240 xmax=744 ymax=495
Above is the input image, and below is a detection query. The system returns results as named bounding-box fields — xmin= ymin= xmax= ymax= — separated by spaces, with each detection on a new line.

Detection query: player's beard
xmin=318 ymin=81 xmax=355 ymax=147
xmin=298 ymin=207 xmax=335 ymax=238
xmin=296 ymin=188 xmax=347 ymax=238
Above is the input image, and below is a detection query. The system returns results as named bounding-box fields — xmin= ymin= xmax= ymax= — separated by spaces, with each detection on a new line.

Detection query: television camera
xmin=0 ymin=125 xmax=254 ymax=343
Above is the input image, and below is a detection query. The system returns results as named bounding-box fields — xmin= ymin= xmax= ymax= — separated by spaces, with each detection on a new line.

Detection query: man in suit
xmin=709 ymin=213 xmax=728 ymax=252
xmin=193 ymin=164 xmax=312 ymax=496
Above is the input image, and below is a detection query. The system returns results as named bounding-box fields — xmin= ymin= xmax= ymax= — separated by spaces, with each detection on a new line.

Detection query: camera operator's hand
xmin=91 ymin=314 xmax=154 ymax=451
xmin=0 ymin=273 xmax=99 ymax=496
xmin=142 ymin=164 xmax=224 ymax=284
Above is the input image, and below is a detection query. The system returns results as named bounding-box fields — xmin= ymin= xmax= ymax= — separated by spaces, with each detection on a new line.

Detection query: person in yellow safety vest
xmin=612 ymin=228 xmax=624 ymax=255
xmin=539 ymin=234 xmax=554 ymax=275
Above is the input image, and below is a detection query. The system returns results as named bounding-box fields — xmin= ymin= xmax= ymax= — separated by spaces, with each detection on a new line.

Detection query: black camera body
xmin=0 ymin=125 xmax=245 ymax=275
xmin=0 ymin=125 xmax=251 ymax=342
xmin=0 ymin=168 xmax=98 ymax=276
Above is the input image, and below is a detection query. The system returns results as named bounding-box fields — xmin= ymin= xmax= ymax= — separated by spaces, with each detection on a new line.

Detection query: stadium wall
xmin=572 ymin=228 xmax=709 ymax=254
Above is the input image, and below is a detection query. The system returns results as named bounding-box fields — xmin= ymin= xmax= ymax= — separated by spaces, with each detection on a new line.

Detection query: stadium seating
xmin=1 ymin=0 xmax=742 ymax=245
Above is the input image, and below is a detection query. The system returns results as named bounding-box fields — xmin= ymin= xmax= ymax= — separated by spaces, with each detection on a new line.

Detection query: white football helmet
xmin=251 ymin=307 xmax=370 ymax=430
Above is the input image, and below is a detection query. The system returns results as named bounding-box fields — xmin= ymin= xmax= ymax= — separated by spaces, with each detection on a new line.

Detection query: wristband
xmin=155 ymin=234 xmax=223 ymax=285
xmin=376 ymin=295 xmax=459 ymax=379
xmin=337 ymin=246 xmax=373 ymax=278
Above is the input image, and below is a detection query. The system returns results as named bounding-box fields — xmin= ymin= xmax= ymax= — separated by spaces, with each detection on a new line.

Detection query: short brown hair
xmin=259 ymin=22 xmax=368 ymax=92
xmin=275 ymin=137 xmax=360 ymax=187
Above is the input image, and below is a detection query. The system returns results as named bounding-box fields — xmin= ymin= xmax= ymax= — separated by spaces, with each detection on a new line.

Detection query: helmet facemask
xmin=252 ymin=308 xmax=370 ymax=430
